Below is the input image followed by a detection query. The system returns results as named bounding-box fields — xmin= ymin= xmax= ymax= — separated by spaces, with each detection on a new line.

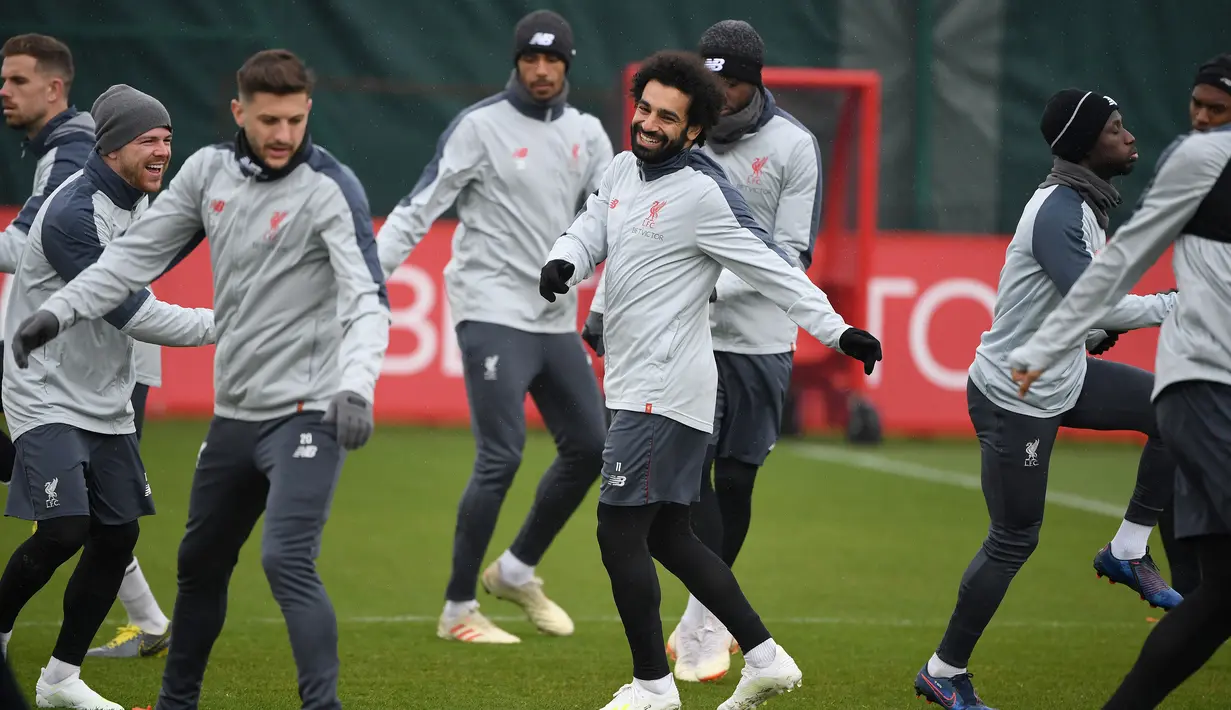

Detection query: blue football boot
xmin=914 ymin=665 xmax=996 ymax=709
xmin=1094 ymin=544 xmax=1183 ymax=611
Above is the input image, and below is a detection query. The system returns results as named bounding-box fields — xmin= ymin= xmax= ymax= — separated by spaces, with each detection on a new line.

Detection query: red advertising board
xmin=0 ymin=207 xmax=1174 ymax=437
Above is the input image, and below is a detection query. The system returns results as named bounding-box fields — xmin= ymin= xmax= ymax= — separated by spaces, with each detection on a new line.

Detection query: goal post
xmin=619 ymin=64 xmax=882 ymax=433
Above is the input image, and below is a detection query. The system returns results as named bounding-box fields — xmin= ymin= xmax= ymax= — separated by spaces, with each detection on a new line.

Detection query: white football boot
xmin=599 ymin=681 xmax=681 ymax=710
xmin=34 ymin=669 xmax=123 ymax=709
xmin=436 ymin=606 xmax=521 ymax=644
xmin=717 ymin=644 xmax=803 ymax=710
xmin=481 ymin=560 xmax=574 ymax=636
xmin=674 ymin=611 xmax=732 ymax=683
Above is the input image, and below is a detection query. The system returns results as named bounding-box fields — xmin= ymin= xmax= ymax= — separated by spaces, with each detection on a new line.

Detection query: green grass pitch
xmin=1 ymin=420 xmax=1227 ymax=708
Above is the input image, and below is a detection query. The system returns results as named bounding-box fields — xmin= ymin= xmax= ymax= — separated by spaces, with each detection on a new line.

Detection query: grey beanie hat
xmin=91 ymin=84 xmax=172 ymax=154
xmin=699 ymin=20 xmax=765 ymax=86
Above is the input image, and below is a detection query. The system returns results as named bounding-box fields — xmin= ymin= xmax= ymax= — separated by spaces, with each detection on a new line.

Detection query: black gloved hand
xmin=709 ymin=288 xmax=718 ymax=303
xmin=581 ymin=311 xmax=604 ymax=356
xmin=539 ymin=260 xmax=575 ymax=303
xmin=322 ymin=390 xmax=374 ymax=450
xmin=838 ymin=327 xmax=883 ymax=375
xmin=12 ymin=310 xmax=61 ymax=369
xmin=1089 ymin=330 xmax=1123 ymax=355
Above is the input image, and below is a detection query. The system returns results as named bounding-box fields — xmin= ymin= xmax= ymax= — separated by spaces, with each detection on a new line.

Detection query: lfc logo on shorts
xmin=44 ymin=477 xmax=60 ymax=508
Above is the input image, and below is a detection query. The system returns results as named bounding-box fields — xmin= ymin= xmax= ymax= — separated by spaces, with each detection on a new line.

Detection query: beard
xmin=630 ymin=123 xmax=689 ymax=164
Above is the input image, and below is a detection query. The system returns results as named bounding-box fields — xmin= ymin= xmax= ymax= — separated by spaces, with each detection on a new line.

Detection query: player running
xmin=914 ymin=88 xmax=1181 ymax=710
xmin=377 ymin=9 xmax=614 ymax=644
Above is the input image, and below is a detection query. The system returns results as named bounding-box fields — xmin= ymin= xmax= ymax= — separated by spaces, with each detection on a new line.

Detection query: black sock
xmin=53 ymin=520 xmax=140 ymax=665
xmin=688 ymin=454 xmax=723 ymax=556
xmin=713 ymin=458 xmax=759 ymax=566
xmin=1157 ymin=506 xmax=1201 ymax=596
xmin=648 ymin=504 xmax=771 ymax=653
xmin=1102 ymin=534 xmax=1231 ymax=710
xmin=0 ymin=517 xmax=90 ymax=633
xmin=597 ymin=503 xmax=669 ymax=681
xmin=1123 ymin=437 xmax=1174 ymax=526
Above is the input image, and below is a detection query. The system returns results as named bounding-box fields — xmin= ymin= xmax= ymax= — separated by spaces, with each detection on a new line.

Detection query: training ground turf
xmin=1 ymin=420 xmax=1227 ymax=709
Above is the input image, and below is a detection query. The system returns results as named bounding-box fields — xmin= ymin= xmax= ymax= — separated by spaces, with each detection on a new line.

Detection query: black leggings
xmin=596 ymin=502 xmax=770 ymax=680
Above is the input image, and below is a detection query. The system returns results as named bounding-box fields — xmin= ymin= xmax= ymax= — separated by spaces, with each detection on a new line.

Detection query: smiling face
xmin=105 ymin=126 xmax=172 ymax=192
xmin=630 ymin=80 xmax=702 ymax=163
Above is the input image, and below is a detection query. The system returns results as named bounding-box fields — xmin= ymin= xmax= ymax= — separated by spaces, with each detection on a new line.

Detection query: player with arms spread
xmin=540 ymin=50 xmax=881 ymax=710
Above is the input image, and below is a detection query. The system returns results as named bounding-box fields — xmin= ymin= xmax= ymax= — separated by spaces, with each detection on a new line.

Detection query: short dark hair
xmin=236 ymin=49 xmax=315 ymax=100
xmin=630 ymin=50 xmax=725 ymax=146
xmin=2 ymin=34 xmax=74 ymax=90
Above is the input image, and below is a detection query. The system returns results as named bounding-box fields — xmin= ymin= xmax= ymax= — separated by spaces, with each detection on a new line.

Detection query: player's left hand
xmin=1011 ymin=368 xmax=1041 ymax=398
xmin=838 ymin=327 xmax=882 ymax=375
xmin=1089 ymin=330 xmax=1122 ymax=355
xmin=323 ymin=390 xmax=374 ymax=450
xmin=539 ymin=259 xmax=575 ymax=302
xmin=12 ymin=310 xmax=61 ymax=369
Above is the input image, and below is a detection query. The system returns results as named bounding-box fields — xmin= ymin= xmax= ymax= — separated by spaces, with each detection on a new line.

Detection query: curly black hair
xmin=630 ymin=50 xmax=725 ymax=147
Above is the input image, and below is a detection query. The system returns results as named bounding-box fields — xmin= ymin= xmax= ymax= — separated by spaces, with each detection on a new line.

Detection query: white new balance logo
xmin=704 ymin=57 xmax=725 ymax=71
xmin=293 ymin=432 xmax=318 ymax=459
xmin=607 ymin=461 xmax=626 ymax=487
xmin=528 ymin=32 xmax=555 ymax=46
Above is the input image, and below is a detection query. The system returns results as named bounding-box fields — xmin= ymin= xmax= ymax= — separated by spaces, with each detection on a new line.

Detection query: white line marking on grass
xmin=788 ymin=443 xmax=1126 ymax=519
xmin=14 ymin=615 xmax=1144 ymax=631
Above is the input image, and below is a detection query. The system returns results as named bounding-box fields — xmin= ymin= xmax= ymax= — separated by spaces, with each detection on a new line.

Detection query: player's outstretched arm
xmin=14 ymin=149 xmax=211 ymax=365
xmin=377 ymin=115 xmax=489 ymax=278
xmin=540 ymin=157 xmax=619 ymax=302
xmin=695 ymin=182 xmax=881 ymax=374
xmin=1010 ymin=135 xmax=1230 ymax=387
xmin=319 ymin=174 xmax=391 ymax=450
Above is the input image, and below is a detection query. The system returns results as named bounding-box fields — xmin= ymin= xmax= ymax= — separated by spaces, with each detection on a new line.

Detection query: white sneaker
xmin=481 ymin=561 xmax=574 ymax=636
xmin=35 ymin=670 xmax=123 ymax=709
xmin=599 ymin=681 xmax=681 ymax=710
xmin=436 ymin=607 xmax=521 ymax=644
xmin=668 ymin=619 xmax=738 ymax=660
xmin=717 ymin=644 xmax=803 ymax=710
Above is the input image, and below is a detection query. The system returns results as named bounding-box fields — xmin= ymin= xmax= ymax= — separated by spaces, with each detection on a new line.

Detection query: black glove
xmin=581 ymin=311 xmax=604 ymax=356
xmin=709 ymin=288 xmax=718 ymax=303
xmin=1089 ymin=330 xmax=1123 ymax=355
xmin=839 ymin=327 xmax=883 ymax=376
xmin=539 ymin=260 xmax=575 ymax=303
xmin=322 ymin=390 xmax=374 ymax=450
xmin=11 ymin=310 xmax=61 ymax=369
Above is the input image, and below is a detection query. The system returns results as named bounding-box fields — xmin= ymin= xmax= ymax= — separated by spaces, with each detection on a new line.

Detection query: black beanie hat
xmin=1040 ymin=88 xmax=1121 ymax=163
xmin=698 ymin=20 xmax=764 ymax=86
xmin=1194 ymin=53 xmax=1231 ymax=97
xmin=513 ymin=10 xmax=575 ymax=69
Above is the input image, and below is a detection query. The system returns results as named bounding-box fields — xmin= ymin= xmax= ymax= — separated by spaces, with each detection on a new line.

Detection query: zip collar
xmin=84 ymin=151 xmax=146 ymax=210
xmin=234 ymin=129 xmax=313 ymax=181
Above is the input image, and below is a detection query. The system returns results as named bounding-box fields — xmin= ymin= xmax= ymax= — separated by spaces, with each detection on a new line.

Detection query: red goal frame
xmin=620 ymin=64 xmax=882 ymax=426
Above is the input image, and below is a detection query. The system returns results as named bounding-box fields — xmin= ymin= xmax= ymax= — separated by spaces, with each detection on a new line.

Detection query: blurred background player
xmin=0 ymin=83 xmax=214 ymax=710
xmin=583 ymin=20 xmax=825 ymax=682
xmin=914 ymin=88 xmax=1181 ymax=710
xmin=86 ymin=340 xmax=173 ymax=659
xmin=376 ymin=9 xmax=614 ymax=644
xmin=1009 ymin=54 xmax=1231 ymax=710
xmin=1143 ymin=53 xmax=1231 ymax=600
xmin=540 ymin=49 xmax=881 ymax=710
xmin=0 ymin=34 xmax=93 ymax=486
xmin=10 ymin=49 xmax=391 ymax=710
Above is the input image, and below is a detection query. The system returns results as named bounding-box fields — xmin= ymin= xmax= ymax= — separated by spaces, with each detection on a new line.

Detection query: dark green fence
xmin=2 ymin=1 xmax=1224 ymax=233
